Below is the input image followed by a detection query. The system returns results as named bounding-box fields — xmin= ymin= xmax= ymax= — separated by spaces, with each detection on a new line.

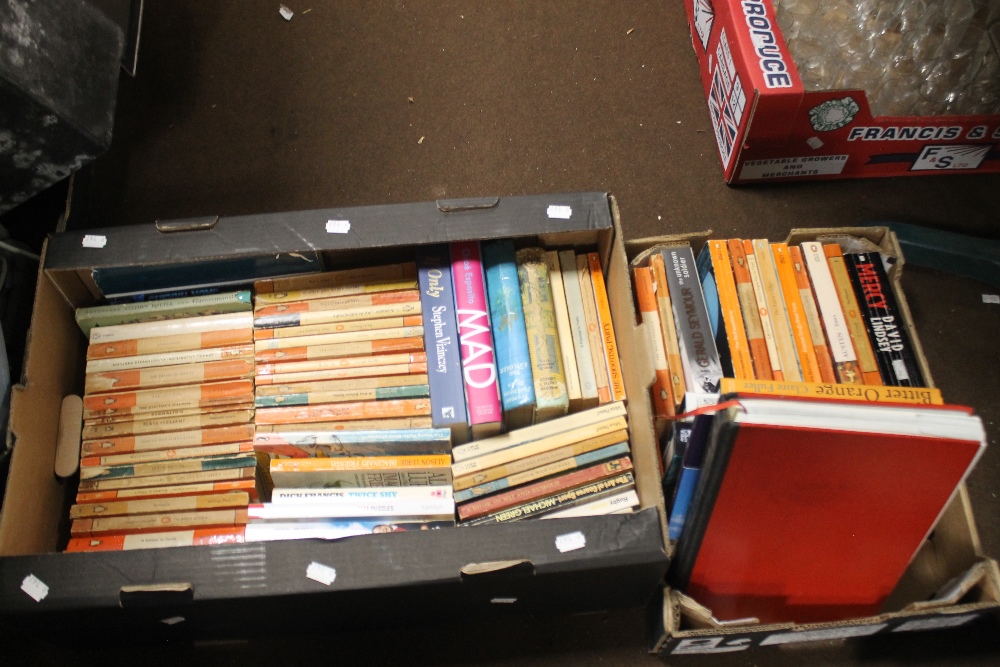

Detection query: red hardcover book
xmin=672 ymin=397 xmax=985 ymax=625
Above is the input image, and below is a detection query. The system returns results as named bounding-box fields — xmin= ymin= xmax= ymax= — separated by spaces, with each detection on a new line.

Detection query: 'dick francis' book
xmin=672 ymin=397 xmax=986 ymax=625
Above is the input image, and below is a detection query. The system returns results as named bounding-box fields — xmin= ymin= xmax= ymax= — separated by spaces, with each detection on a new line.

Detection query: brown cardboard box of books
xmin=619 ymin=227 xmax=1000 ymax=657
xmin=0 ymin=192 xmax=672 ymax=640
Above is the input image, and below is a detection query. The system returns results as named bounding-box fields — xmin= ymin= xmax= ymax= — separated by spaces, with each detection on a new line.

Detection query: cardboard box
xmin=685 ymin=0 xmax=1000 ymax=183
xmin=0 ymin=193 xmax=669 ymax=639
xmin=619 ymin=227 xmax=1000 ymax=656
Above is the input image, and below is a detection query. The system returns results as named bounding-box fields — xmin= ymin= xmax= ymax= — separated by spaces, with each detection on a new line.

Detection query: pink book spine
xmin=450 ymin=242 xmax=502 ymax=428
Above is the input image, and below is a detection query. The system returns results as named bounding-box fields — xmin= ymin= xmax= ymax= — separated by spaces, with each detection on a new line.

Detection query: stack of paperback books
xmin=66 ymin=292 xmax=259 ymax=552
xmin=452 ymin=402 xmax=638 ymax=524
xmin=634 ymin=238 xmax=938 ymax=542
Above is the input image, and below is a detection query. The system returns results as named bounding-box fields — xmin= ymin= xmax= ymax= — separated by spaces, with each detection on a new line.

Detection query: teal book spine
xmin=481 ymin=240 xmax=536 ymax=429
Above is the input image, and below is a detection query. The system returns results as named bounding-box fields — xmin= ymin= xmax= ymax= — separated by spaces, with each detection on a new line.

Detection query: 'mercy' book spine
xmin=844 ymin=253 xmax=925 ymax=387
xmin=662 ymin=246 xmax=723 ymax=393
xmin=417 ymin=246 xmax=470 ymax=442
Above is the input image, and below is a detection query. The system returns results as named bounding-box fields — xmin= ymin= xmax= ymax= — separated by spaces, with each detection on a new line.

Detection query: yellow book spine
xmin=752 ymin=239 xmax=801 ymax=382
xmin=517 ymin=248 xmax=569 ymax=422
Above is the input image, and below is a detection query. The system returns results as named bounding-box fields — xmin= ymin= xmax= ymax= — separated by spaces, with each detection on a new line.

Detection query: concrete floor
xmin=11 ymin=1 xmax=1000 ymax=664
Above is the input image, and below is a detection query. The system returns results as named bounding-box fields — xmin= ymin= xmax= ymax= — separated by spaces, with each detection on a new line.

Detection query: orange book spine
xmin=254 ymin=325 xmax=423 ymax=352
xmin=80 ymin=442 xmax=254 ymax=469
xmin=253 ymin=362 xmax=428 ymax=386
xmin=253 ymin=290 xmax=421 ymax=317
xmin=87 ymin=328 xmax=253 ymax=360
xmin=81 ymin=409 xmax=255 ymax=440
xmin=77 ymin=467 xmax=257 ymax=493
xmin=772 ymin=243 xmax=822 ymax=383
xmin=254 ymin=398 xmax=432 ymax=425
xmin=81 ymin=424 xmax=256 ymax=457
xmin=727 ymin=240 xmax=772 ymax=380
xmin=270 ymin=454 xmax=451 ymax=473
xmin=82 ymin=379 xmax=254 ymax=416
xmin=708 ymin=241 xmax=754 ymax=380
xmin=254 ymin=374 xmax=427 ymax=397
xmin=65 ymin=526 xmax=247 ymax=552
xmin=255 ymin=337 xmax=424 ymax=364
xmin=649 ymin=253 xmax=687 ymax=401
xmin=69 ymin=490 xmax=251 ymax=520
xmin=587 ymin=253 xmax=626 ymax=402
xmin=632 ymin=267 xmax=675 ymax=417
xmin=76 ymin=479 xmax=258 ymax=504
xmin=85 ymin=358 xmax=255 ymax=394
xmin=84 ymin=403 xmax=254 ymax=427
xmin=575 ymin=255 xmax=612 ymax=403
xmin=254 ymin=417 xmax=433 ymax=432
xmin=253 ymin=315 xmax=423 ymax=340
xmin=256 ymin=352 xmax=427 ymax=376
xmin=824 ymin=244 xmax=883 ymax=385
xmin=743 ymin=240 xmax=783 ymax=380
xmin=71 ymin=509 xmax=250 ymax=538
xmin=788 ymin=246 xmax=837 ymax=383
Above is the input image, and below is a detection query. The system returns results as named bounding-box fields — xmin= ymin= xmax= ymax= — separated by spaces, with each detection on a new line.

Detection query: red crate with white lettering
xmin=685 ymin=0 xmax=1000 ymax=183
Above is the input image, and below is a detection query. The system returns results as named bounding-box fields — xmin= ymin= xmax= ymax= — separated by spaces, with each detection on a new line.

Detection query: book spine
xmin=81 ymin=441 xmax=254 ymax=469
xmin=247 ymin=498 xmax=455 ymax=520
xmin=752 ymin=239 xmax=802 ymax=382
xmin=253 ymin=325 xmax=423 ymax=352
xmin=253 ymin=301 xmax=422 ymax=330
xmin=255 ymin=440 xmax=449 ymax=459
xmin=271 ymin=454 xmax=451 ymax=473
xmin=801 ymin=242 xmax=863 ymax=384
xmin=415 ymin=245 xmax=470 ymax=442
xmin=649 ymin=253 xmax=689 ymax=399
xmin=771 ymin=243 xmax=822 ymax=383
xmin=451 ymin=414 xmax=629 ymax=476
xmin=743 ymin=240 xmax=783 ymax=380
xmin=254 ymin=276 xmax=418 ymax=306
xmin=87 ymin=328 xmax=254 ymax=360
xmin=253 ymin=290 xmax=421 ymax=317
xmin=255 ymin=374 xmax=427 ymax=397
xmin=269 ymin=468 xmax=453 ymax=488
xmin=77 ymin=291 xmax=253 ymax=336
xmin=719 ymin=377 xmax=942 ymax=404
xmin=85 ymin=358 xmax=256 ymax=394
xmin=72 ymin=509 xmax=249 ymax=538
xmin=463 ymin=471 xmax=635 ymax=525
xmin=454 ymin=441 xmax=631 ymax=502
xmin=82 ymin=380 xmax=255 ymax=418
xmin=82 ymin=424 xmax=256 ymax=456
xmin=254 ymin=337 xmax=424 ymax=364
xmin=254 ymin=384 xmax=429 ymax=408
xmin=65 ymin=527 xmax=246 ymax=552
xmin=254 ymin=417 xmax=433 ymax=432
xmin=254 ymin=363 xmax=427 ymax=386
xmin=450 ymin=241 xmax=503 ymax=435
xmin=666 ymin=414 xmax=712 ymax=540
xmin=70 ymin=491 xmax=251 ymax=520
xmin=89 ymin=312 xmax=254 ymax=344
xmin=81 ymin=409 xmax=254 ymax=439
xmin=727 ymin=239 xmax=771 ymax=380
xmin=544 ymin=251 xmax=583 ymax=408
xmin=577 ymin=253 xmax=613 ymax=403
xmin=76 ymin=479 xmax=259 ymax=503
xmin=255 ymin=352 xmax=426 ymax=376
xmin=253 ymin=315 xmax=422 ymax=340
xmin=558 ymin=250 xmax=600 ymax=405
xmin=452 ymin=428 xmax=629 ymax=491
xmin=482 ymin=240 xmax=536 ymax=429
xmin=106 ymin=286 xmax=229 ymax=305
xmin=542 ymin=488 xmax=640 ymax=518
xmin=789 ymin=246 xmax=838 ymax=383
xmin=77 ymin=466 xmax=257 ymax=493
xmin=458 ymin=457 xmax=633 ymax=520
xmin=696 ymin=246 xmax=734 ymax=378
xmin=588 ymin=253 xmax=627 ymax=402
xmin=255 ymin=262 xmax=417 ymax=295
xmin=253 ymin=427 xmax=451 ymax=448
xmin=450 ymin=400 xmax=627 ymax=462
xmin=254 ymin=398 xmax=431 ymax=425
xmin=824 ymin=244 xmax=883 ymax=385
xmin=632 ymin=267 xmax=675 ymax=417
xmin=84 ymin=403 xmax=255 ymax=426
xmin=845 ymin=252 xmax=924 ymax=387
xmin=86 ymin=344 xmax=254 ymax=374
xmin=81 ymin=453 xmax=258 ymax=482
xmin=270 ymin=486 xmax=453 ymax=503
xmin=517 ymin=248 xmax=569 ymax=423
xmin=707 ymin=241 xmax=755 ymax=380
xmin=662 ymin=246 xmax=723 ymax=393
